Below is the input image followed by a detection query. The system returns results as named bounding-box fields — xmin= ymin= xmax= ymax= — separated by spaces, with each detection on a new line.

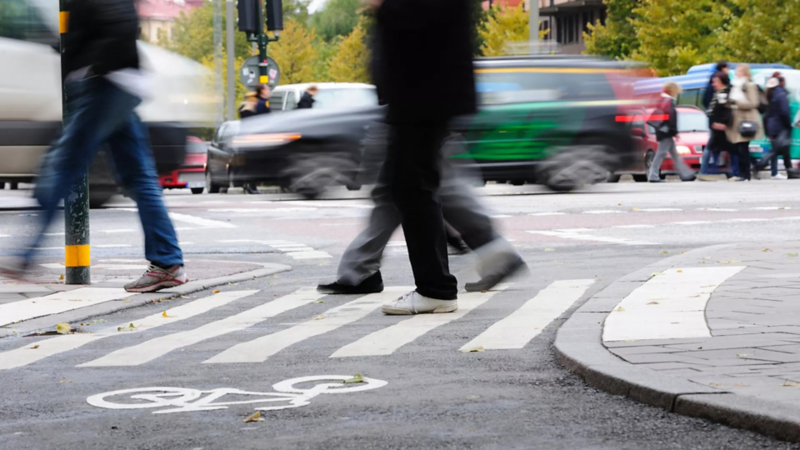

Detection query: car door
xmin=206 ymin=123 xmax=230 ymax=182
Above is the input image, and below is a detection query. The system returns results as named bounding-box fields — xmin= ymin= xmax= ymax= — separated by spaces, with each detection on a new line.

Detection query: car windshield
xmin=312 ymin=88 xmax=378 ymax=109
xmin=475 ymin=69 xmax=615 ymax=104
xmin=677 ymin=112 xmax=709 ymax=132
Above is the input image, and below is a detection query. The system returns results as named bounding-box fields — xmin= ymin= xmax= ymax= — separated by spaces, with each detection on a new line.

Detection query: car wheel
xmin=205 ymin=171 xmax=220 ymax=194
xmin=191 ymin=188 xmax=204 ymax=195
xmin=607 ymin=174 xmax=621 ymax=183
xmin=283 ymin=153 xmax=357 ymax=199
xmin=632 ymin=174 xmax=648 ymax=182
xmin=539 ymin=145 xmax=615 ymax=192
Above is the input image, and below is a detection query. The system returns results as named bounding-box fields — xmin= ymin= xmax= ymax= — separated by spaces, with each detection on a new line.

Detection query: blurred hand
xmin=711 ymin=123 xmax=727 ymax=131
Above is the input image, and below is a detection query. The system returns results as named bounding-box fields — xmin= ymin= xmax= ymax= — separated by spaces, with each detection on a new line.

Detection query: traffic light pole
xmin=59 ymin=0 xmax=91 ymax=285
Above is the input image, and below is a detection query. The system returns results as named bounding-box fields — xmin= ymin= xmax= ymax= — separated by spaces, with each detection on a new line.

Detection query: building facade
xmin=137 ymin=0 xmax=200 ymax=43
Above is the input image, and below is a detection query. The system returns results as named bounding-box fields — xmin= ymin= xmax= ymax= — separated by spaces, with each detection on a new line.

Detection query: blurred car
xmin=269 ymin=83 xmax=378 ymax=112
xmin=612 ymin=106 xmax=728 ymax=181
xmin=160 ymin=137 xmax=207 ymax=194
xmin=0 ymin=0 xmax=216 ymax=205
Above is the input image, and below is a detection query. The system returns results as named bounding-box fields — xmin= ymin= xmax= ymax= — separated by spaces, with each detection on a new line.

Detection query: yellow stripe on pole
xmin=65 ymin=245 xmax=90 ymax=268
xmin=259 ymin=75 xmax=268 ymax=84
xmin=59 ymin=11 xmax=69 ymax=34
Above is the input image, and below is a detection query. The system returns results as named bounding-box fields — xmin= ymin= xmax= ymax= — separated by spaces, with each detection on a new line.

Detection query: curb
xmin=2 ymin=261 xmax=291 ymax=337
xmin=554 ymin=243 xmax=800 ymax=443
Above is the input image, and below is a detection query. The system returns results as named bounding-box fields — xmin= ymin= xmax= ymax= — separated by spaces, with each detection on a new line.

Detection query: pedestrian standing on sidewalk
xmin=0 ymin=0 xmax=187 ymax=293
xmin=243 ymin=84 xmax=273 ymax=194
xmin=727 ymin=64 xmax=764 ymax=182
xmin=698 ymin=72 xmax=732 ymax=182
xmin=238 ymin=91 xmax=258 ymax=119
xmin=647 ymin=82 xmax=696 ymax=183
xmin=297 ymin=85 xmax=317 ymax=109
xmin=757 ymin=75 xmax=793 ymax=180
xmin=367 ymin=0 xmax=477 ymax=315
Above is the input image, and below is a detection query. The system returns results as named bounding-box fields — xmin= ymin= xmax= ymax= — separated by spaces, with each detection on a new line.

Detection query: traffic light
xmin=265 ymin=0 xmax=283 ymax=32
xmin=237 ymin=0 xmax=259 ymax=34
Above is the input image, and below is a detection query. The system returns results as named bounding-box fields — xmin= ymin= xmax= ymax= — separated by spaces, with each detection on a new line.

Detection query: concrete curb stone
xmin=553 ymin=243 xmax=800 ymax=443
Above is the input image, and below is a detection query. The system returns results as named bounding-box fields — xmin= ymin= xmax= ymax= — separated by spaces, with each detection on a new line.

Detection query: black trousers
xmin=381 ymin=121 xmax=458 ymax=300
xmin=734 ymin=142 xmax=752 ymax=180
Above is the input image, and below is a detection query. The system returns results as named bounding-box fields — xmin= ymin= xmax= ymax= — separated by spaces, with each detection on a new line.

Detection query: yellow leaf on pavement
xmin=213 ymin=290 xmax=221 ymax=294
xmin=465 ymin=346 xmax=485 ymax=353
xmin=343 ymin=374 xmax=365 ymax=384
xmin=59 ymin=274 xmax=64 ymax=281
xmin=544 ymin=248 xmax=555 ymax=252
xmin=56 ymin=323 xmax=71 ymax=334
xmin=161 ymin=311 xmax=174 ymax=318
xmin=312 ymin=315 xmax=325 ymax=320
xmin=31 ymin=345 xmax=39 ymax=349
xmin=616 ymin=307 xmax=625 ymax=312
xmin=243 ymin=411 xmax=265 ymax=423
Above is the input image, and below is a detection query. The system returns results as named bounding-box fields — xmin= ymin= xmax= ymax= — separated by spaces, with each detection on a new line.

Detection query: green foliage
xmin=326 ymin=21 xmax=370 ymax=83
xmin=312 ymin=37 xmax=340 ymax=81
xmin=631 ymin=0 xmax=732 ymax=76
xmin=269 ymin=19 xmax=319 ymax=84
xmin=720 ymin=0 xmax=800 ymax=68
xmin=200 ymin=49 xmax=247 ymax=120
xmin=583 ymin=0 xmax=639 ymax=60
xmin=480 ymin=4 xmax=529 ymax=57
xmin=310 ymin=0 xmax=360 ymax=42
xmin=471 ymin=0 xmax=489 ymax=56
xmin=283 ymin=0 xmax=312 ymax=25
xmin=158 ymin=1 xmax=252 ymax=62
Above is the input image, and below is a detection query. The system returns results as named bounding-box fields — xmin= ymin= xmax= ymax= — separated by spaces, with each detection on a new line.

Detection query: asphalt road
xmin=2 ymin=180 xmax=800 ymax=449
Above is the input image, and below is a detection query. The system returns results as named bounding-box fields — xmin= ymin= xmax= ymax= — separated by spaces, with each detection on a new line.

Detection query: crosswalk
xmin=0 ymin=279 xmax=596 ymax=371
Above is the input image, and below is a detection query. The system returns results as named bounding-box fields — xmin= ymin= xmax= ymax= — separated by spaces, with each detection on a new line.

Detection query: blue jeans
xmin=29 ymin=78 xmax=182 ymax=267
xmin=700 ymin=149 xmax=722 ymax=174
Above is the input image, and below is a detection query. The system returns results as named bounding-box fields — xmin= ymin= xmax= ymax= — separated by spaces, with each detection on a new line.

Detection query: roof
xmin=474 ymin=56 xmax=644 ymax=71
xmin=137 ymin=0 xmax=193 ymax=20
xmin=540 ymin=0 xmax=603 ymax=15
xmin=273 ymin=83 xmax=376 ymax=92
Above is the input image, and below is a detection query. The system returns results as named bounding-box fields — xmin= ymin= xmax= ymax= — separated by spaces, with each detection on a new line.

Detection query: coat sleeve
xmin=378 ymin=0 xmax=454 ymax=30
xmin=702 ymin=79 xmax=714 ymax=109
xmin=779 ymin=91 xmax=792 ymax=130
xmin=735 ymin=83 xmax=759 ymax=111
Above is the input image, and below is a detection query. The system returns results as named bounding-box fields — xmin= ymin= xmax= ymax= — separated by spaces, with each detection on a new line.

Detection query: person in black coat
xmin=254 ymin=84 xmax=271 ymax=115
xmin=370 ymin=0 xmax=477 ymax=315
xmin=297 ymin=86 xmax=318 ymax=109
xmin=757 ymin=76 xmax=794 ymax=177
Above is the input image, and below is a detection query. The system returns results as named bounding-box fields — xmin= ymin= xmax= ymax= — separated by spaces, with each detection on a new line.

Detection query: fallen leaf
xmin=650 ymin=272 xmax=664 ymax=277
xmin=31 ymin=345 xmax=39 ymax=349
xmin=315 ymin=300 xmax=325 ymax=304
xmin=56 ymin=323 xmax=71 ymax=334
xmin=630 ymin=207 xmax=640 ymax=211
xmin=733 ymin=383 xmax=750 ymax=387
xmin=466 ymin=346 xmax=485 ymax=353
xmin=544 ymin=248 xmax=555 ymax=252
xmin=783 ymin=380 xmax=800 ymax=387
xmin=709 ymin=382 xmax=726 ymax=387
xmin=161 ymin=311 xmax=173 ymax=318
xmin=677 ymin=270 xmax=682 ymax=273
xmin=243 ymin=411 xmax=265 ymax=423
xmin=312 ymin=315 xmax=325 ymax=320
xmin=59 ymin=274 xmax=64 ymax=281
xmin=789 ymin=253 xmax=799 ymax=257
xmin=661 ymin=251 xmax=669 ymax=254
xmin=647 ymin=301 xmax=659 ymax=305
xmin=213 ymin=290 xmax=221 ymax=294
xmin=92 ymin=319 xmax=107 ymax=324
xmin=616 ymin=307 xmax=626 ymax=312
xmin=697 ymin=347 xmax=703 ymax=350
xmin=763 ymin=248 xmax=772 ymax=252
xmin=343 ymin=374 xmax=365 ymax=384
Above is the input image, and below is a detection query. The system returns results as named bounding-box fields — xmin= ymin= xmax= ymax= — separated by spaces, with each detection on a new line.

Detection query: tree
xmin=583 ymin=0 xmax=639 ymax=60
xmin=326 ymin=21 xmax=370 ymax=83
xmin=200 ymin=49 xmax=248 ymax=120
xmin=269 ymin=19 xmax=319 ymax=84
xmin=720 ymin=0 xmax=800 ymax=68
xmin=310 ymin=0 xmax=360 ymax=42
xmin=158 ymin=1 xmax=252 ymax=63
xmin=313 ymin=37 xmax=340 ymax=81
xmin=631 ymin=0 xmax=733 ymax=76
xmin=283 ymin=0 xmax=311 ymax=25
xmin=480 ymin=4 xmax=547 ymax=57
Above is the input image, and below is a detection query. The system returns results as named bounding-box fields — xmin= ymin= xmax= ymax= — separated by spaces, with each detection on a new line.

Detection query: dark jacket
xmin=63 ymin=0 xmax=139 ymax=77
xmin=702 ymin=76 xmax=715 ymax=110
xmin=653 ymin=96 xmax=678 ymax=141
xmin=255 ymin=98 xmax=271 ymax=115
xmin=297 ymin=92 xmax=315 ymax=109
xmin=765 ymin=85 xmax=792 ymax=137
xmin=375 ymin=0 xmax=476 ymax=123
xmin=707 ymin=86 xmax=732 ymax=126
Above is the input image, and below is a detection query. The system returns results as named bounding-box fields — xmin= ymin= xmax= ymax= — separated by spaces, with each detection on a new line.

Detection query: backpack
xmin=756 ymin=84 xmax=769 ymax=115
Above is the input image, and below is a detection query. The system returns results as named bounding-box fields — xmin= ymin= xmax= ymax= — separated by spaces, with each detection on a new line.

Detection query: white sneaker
xmin=772 ymin=173 xmax=788 ymax=180
xmin=381 ymin=291 xmax=458 ymax=315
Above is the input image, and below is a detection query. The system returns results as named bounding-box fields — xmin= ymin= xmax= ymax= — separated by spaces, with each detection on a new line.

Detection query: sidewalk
xmin=0 ymin=258 xmax=290 ymax=337
xmin=556 ymin=242 xmax=800 ymax=443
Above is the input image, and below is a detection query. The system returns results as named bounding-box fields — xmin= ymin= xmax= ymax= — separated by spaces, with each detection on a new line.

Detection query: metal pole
xmin=213 ymin=0 xmax=223 ymax=125
xmin=226 ymin=0 xmax=236 ymax=120
xmin=59 ymin=0 xmax=91 ymax=284
xmin=529 ymin=0 xmax=539 ymax=51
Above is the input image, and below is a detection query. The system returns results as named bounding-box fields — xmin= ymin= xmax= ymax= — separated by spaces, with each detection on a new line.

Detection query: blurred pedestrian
xmin=698 ymin=72 xmax=732 ymax=182
xmin=238 ymin=91 xmax=258 ymax=119
xmin=254 ymin=84 xmax=272 ymax=115
xmin=297 ymin=85 xmax=318 ymax=109
xmin=727 ymin=64 xmax=764 ymax=182
xmin=702 ymin=62 xmax=735 ymax=178
xmin=648 ymin=82 xmax=696 ymax=183
xmin=368 ymin=0 xmax=477 ymax=314
xmin=0 ymin=0 xmax=187 ymax=292
xmin=757 ymin=75 xmax=793 ymax=179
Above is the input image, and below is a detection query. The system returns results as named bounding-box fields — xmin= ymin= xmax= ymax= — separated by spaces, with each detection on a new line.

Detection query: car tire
xmin=191 ymin=188 xmax=204 ymax=195
xmin=539 ymin=145 xmax=615 ymax=192
xmin=607 ymin=174 xmax=621 ymax=183
xmin=205 ymin=171 xmax=220 ymax=194
xmin=632 ymin=174 xmax=648 ymax=182
xmin=346 ymin=184 xmax=362 ymax=191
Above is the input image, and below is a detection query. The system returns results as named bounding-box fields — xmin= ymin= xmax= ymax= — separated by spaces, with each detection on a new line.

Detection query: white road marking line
xmin=612 ymin=224 xmax=656 ymax=229
xmin=95 ymin=244 xmax=133 ymax=248
xmin=490 ymin=215 xmax=512 ymax=218
xmin=39 ymin=263 xmax=64 ymax=269
xmin=169 ymin=212 xmax=237 ymax=229
xmin=459 ymin=280 xmax=595 ymax=351
xmin=93 ymin=264 xmax=148 ymax=270
xmin=752 ymin=206 xmax=791 ymax=211
xmin=98 ymin=259 xmax=144 ymax=263
xmin=700 ymin=208 xmax=738 ymax=212
xmin=219 ymin=240 xmax=256 ymax=243
xmin=0 ymin=290 xmax=257 ymax=370
xmin=527 ymin=230 xmax=658 ymax=246
xmin=725 ymin=218 xmax=769 ymax=223
xmin=775 ymin=216 xmax=800 ymax=221
xmin=555 ymin=228 xmax=593 ymax=233
xmin=603 ymin=267 xmax=745 ymax=342
xmin=280 ymin=200 xmax=374 ymax=209
xmin=174 ymin=227 xmax=199 ymax=231
xmin=0 ymin=288 xmax=132 ymax=327
xmin=30 ymin=247 xmax=62 ymax=251
xmin=529 ymin=212 xmax=566 ymax=216
xmin=672 ymin=221 xmax=712 ymax=225
xmin=583 ymin=210 xmax=626 ymax=214
xmin=80 ymin=289 xmax=311 ymax=367
xmin=331 ymin=288 xmax=506 ymax=358
xmin=100 ymin=229 xmax=135 ymax=234
xmin=639 ymin=208 xmax=683 ymax=212
xmin=204 ymin=287 xmax=411 ymax=364
xmin=287 ymin=251 xmax=332 ymax=260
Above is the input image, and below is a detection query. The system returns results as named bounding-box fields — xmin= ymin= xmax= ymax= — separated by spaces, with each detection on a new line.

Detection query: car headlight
xmin=676 ymin=145 xmax=692 ymax=155
xmin=232 ymin=133 xmax=302 ymax=149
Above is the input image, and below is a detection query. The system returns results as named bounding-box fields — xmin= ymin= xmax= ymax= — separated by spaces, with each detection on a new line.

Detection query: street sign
xmin=241 ymin=56 xmax=280 ymax=88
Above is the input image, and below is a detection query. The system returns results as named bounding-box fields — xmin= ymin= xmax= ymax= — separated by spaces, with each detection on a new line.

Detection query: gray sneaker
xmin=124 ymin=264 xmax=188 ymax=293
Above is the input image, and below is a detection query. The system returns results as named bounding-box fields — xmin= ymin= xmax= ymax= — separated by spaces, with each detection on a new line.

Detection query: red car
xmin=160 ymin=137 xmax=207 ymax=194
xmin=615 ymin=106 xmax=730 ymax=181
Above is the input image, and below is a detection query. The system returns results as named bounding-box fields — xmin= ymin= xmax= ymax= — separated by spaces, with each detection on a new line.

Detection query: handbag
xmin=739 ymin=120 xmax=758 ymax=138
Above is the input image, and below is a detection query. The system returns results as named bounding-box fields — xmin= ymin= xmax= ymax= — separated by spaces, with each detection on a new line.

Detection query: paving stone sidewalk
xmin=555 ymin=243 xmax=800 ymax=443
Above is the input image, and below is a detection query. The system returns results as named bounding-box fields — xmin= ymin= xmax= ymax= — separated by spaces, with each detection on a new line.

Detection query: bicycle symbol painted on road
xmin=87 ymin=375 xmax=388 ymax=415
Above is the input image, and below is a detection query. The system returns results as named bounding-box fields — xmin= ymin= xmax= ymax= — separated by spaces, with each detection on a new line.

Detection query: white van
xmin=269 ymin=83 xmax=378 ymax=111
xmin=0 ymin=0 xmax=215 ymax=193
